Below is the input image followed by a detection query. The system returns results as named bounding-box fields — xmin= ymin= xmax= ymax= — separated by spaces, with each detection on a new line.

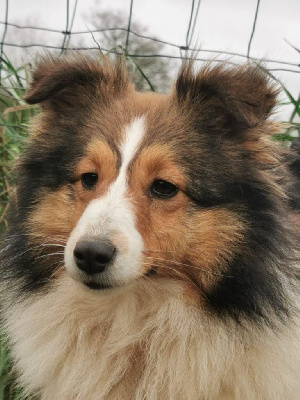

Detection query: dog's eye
xmin=81 ymin=173 xmax=98 ymax=190
xmin=150 ymin=180 xmax=178 ymax=199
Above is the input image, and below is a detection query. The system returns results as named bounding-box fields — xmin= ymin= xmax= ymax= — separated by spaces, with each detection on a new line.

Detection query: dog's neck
xmin=4 ymin=275 xmax=300 ymax=399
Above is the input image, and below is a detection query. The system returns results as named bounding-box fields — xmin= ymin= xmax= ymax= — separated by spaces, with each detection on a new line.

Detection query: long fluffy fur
xmin=4 ymin=277 xmax=300 ymax=399
xmin=0 ymin=56 xmax=300 ymax=399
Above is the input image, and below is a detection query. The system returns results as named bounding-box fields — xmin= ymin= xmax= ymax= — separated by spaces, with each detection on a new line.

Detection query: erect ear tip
xmin=23 ymin=56 xmax=65 ymax=104
xmin=23 ymin=54 xmax=131 ymax=106
xmin=175 ymin=61 xmax=279 ymax=127
xmin=233 ymin=64 xmax=279 ymax=127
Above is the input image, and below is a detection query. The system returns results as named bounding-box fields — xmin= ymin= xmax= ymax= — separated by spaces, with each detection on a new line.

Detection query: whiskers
xmin=34 ymin=251 xmax=65 ymax=261
xmin=0 ymin=232 xmax=68 ymax=242
xmin=0 ymin=233 xmax=68 ymax=267
xmin=143 ymin=249 xmax=229 ymax=278
xmin=142 ymin=250 xmax=231 ymax=298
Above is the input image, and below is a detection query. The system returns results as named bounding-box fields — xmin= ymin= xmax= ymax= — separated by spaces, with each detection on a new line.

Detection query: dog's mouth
xmin=84 ymin=281 xmax=113 ymax=290
xmin=81 ymin=268 xmax=158 ymax=291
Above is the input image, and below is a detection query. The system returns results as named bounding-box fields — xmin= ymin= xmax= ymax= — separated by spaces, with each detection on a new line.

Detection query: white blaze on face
xmin=64 ymin=117 xmax=146 ymax=286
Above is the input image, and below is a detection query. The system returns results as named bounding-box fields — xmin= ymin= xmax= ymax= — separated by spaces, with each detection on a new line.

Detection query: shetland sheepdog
xmin=1 ymin=56 xmax=299 ymax=399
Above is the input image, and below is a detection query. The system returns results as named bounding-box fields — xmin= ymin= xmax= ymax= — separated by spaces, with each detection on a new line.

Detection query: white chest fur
xmin=4 ymin=276 xmax=300 ymax=400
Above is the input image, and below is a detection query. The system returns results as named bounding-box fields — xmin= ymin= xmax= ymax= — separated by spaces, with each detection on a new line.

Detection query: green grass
xmin=0 ymin=334 xmax=26 ymax=400
xmin=0 ymin=52 xmax=299 ymax=399
xmin=0 ymin=55 xmax=39 ymax=233
xmin=0 ymin=54 xmax=37 ymax=400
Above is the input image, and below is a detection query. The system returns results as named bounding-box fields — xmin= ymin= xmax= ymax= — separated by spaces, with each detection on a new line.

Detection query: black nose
xmin=73 ymin=240 xmax=116 ymax=275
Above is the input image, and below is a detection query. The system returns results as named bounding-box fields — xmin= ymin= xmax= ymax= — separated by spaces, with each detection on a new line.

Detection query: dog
xmin=0 ymin=55 xmax=299 ymax=399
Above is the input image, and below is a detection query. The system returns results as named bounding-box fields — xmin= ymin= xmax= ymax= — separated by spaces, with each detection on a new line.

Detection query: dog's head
xmin=7 ymin=55 xmax=294 ymax=322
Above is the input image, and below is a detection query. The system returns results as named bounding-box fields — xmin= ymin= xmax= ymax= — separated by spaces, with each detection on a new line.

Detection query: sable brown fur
xmin=176 ymin=61 xmax=278 ymax=129
xmin=0 ymin=55 xmax=299 ymax=399
xmin=24 ymin=55 xmax=131 ymax=106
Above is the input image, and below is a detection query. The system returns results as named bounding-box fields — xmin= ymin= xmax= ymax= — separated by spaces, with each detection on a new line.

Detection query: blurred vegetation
xmin=275 ymin=85 xmax=300 ymax=140
xmin=0 ymin=55 xmax=38 ymax=234
xmin=0 ymin=333 xmax=27 ymax=400
xmin=0 ymin=56 xmax=36 ymax=399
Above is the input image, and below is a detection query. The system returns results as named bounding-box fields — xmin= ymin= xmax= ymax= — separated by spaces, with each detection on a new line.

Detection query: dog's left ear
xmin=175 ymin=62 xmax=278 ymax=130
xmin=24 ymin=55 xmax=130 ymax=108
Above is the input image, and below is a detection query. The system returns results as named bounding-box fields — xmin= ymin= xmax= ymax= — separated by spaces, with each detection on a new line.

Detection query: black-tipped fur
xmin=1 ymin=57 xmax=299 ymax=326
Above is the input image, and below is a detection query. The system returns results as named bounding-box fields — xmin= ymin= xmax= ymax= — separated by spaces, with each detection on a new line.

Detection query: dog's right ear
xmin=175 ymin=61 xmax=278 ymax=131
xmin=24 ymin=55 xmax=131 ymax=108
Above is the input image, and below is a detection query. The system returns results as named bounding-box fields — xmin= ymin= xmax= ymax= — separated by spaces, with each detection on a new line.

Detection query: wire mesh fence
xmin=1 ymin=0 xmax=300 ymax=133
xmin=0 ymin=0 xmax=300 ymax=139
xmin=1 ymin=0 xmax=299 ymax=136
xmin=1 ymin=0 xmax=300 ymax=78
xmin=0 ymin=0 xmax=299 ymax=129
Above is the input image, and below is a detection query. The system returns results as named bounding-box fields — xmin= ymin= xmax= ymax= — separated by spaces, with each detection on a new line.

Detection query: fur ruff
xmin=4 ymin=275 xmax=300 ymax=400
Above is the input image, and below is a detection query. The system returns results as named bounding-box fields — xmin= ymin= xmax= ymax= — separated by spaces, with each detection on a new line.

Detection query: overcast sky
xmin=1 ymin=0 xmax=300 ymax=124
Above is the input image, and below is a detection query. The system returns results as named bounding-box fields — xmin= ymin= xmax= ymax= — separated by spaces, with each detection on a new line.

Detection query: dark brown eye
xmin=81 ymin=173 xmax=98 ymax=190
xmin=150 ymin=180 xmax=178 ymax=199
